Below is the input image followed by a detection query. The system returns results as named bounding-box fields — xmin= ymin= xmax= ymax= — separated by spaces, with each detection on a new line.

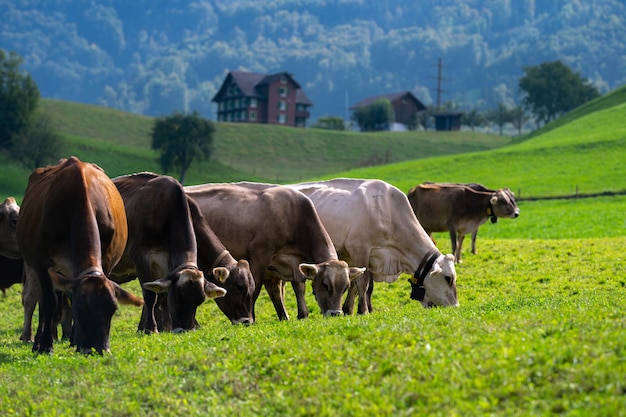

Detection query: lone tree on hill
xmin=351 ymin=98 xmax=394 ymax=131
xmin=11 ymin=111 xmax=65 ymax=169
xmin=519 ymin=60 xmax=599 ymax=126
xmin=0 ymin=50 xmax=40 ymax=149
xmin=151 ymin=111 xmax=215 ymax=184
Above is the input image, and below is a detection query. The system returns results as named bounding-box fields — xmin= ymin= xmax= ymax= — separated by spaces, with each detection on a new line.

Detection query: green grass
xmin=1 ymin=235 xmax=625 ymax=416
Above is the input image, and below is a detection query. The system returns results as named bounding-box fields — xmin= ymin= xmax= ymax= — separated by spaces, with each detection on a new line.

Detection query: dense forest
xmin=2 ymin=0 xmax=625 ymax=122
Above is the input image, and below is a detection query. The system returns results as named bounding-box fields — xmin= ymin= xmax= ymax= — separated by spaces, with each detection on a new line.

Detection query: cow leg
xmin=20 ymin=266 xmax=39 ymax=342
xmin=366 ymin=275 xmax=374 ymax=313
xmin=290 ymin=281 xmax=309 ymax=319
xmin=456 ymin=233 xmax=465 ymax=263
xmin=264 ymin=270 xmax=289 ymax=320
xmin=471 ymin=231 xmax=478 ymax=254
xmin=449 ymin=229 xmax=458 ymax=262
xmin=342 ymin=281 xmax=358 ymax=315
xmin=138 ymin=289 xmax=159 ymax=334
xmin=356 ymin=272 xmax=371 ymax=315
xmin=34 ymin=269 xmax=57 ymax=354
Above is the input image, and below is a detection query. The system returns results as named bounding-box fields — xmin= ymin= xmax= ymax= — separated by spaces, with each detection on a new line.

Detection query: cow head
xmin=409 ymin=252 xmax=459 ymax=308
xmin=48 ymin=267 xmax=143 ymax=354
xmin=0 ymin=197 xmax=21 ymax=259
xmin=490 ymin=188 xmax=520 ymax=220
xmin=142 ymin=265 xmax=226 ymax=332
xmin=210 ymin=259 xmax=256 ymax=325
xmin=300 ymin=260 xmax=365 ymax=317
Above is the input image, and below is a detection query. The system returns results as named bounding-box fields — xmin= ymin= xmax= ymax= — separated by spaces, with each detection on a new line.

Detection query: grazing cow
xmin=16 ymin=157 xmax=143 ymax=354
xmin=407 ymin=182 xmax=520 ymax=263
xmin=0 ymin=197 xmax=21 ymax=259
xmin=185 ymin=183 xmax=365 ymax=321
xmin=111 ymin=173 xmax=229 ymax=333
xmin=287 ymin=178 xmax=459 ymax=314
xmin=0 ymin=254 xmax=23 ymax=296
xmin=187 ymin=197 xmax=256 ymax=325
xmin=112 ymin=172 xmax=255 ymax=328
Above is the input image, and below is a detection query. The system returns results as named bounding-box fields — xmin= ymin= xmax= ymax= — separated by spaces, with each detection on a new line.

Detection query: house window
xmin=280 ymin=75 xmax=287 ymax=84
xmin=250 ymin=111 xmax=257 ymax=121
xmin=241 ymin=111 xmax=247 ymax=121
xmin=278 ymin=87 xmax=288 ymax=97
xmin=241 ymin=97 xmax=248 ymax=107
xmin=277 ymin=114 xmax=286 ymax=124
xmin=250 ymin=98 xmax=257 ymax=108
xmin=278 ymin=100 xmax=287 ymax=111
xmin=235 ymin=98 xmax=241 ymax=108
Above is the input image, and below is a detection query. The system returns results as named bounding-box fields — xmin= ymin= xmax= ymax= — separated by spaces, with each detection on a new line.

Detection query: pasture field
xmin=1 ymin=197 xmax=625 ymax=416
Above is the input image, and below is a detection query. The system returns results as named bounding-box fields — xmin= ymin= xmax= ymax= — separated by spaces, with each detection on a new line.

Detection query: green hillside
xmin=329 ymin=86 xmax=626 ymax=198
xmin=0 ymin=99 xmax=510 ymax=200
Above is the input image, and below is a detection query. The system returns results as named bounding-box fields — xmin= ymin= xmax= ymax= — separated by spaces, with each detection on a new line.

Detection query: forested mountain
xmin=2 ymin=0 xmax=625 ymax=122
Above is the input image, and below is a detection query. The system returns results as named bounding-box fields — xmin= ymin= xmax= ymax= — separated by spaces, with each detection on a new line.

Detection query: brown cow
xmin=185 ymin=183 xmax=364 ymax=321
xmin=16 ymin=157 xmax=143 ymax=354
xmin=407 ymin=182 xmax=520 ymax=263
xmin=112 ymin=172 xmax=255 ymax=328
xmin=111 ymin=173 xmax=229 ymax=333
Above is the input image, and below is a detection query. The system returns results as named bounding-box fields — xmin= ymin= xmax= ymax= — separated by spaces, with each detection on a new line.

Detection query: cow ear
xmin=48 ymin=268 xmax=74 ymax=291
xmin=349 ymin=267 xmax=366 ymax=281
xmin=299 ymin=263 xmax=319 ymax=280
xmin=212 ymin=267 xmax=230 ymax=283
xmin=110 ymin=281 xmax=143 ymax=306
xmin=490 ymin=196 xmax=498 ymax=205
xmin=204 ymin=280 xmax=227 ymax=299
xmin=142 ymin=278 xmax=172 ymax=293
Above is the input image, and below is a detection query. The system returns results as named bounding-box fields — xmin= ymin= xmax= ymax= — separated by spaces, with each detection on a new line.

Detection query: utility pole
xmin=435 ymin=57 xmax=445 ymax=110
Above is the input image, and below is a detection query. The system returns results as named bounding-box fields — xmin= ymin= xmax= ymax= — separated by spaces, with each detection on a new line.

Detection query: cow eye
xmin=445 ymin=276 xmax=453 ymax=285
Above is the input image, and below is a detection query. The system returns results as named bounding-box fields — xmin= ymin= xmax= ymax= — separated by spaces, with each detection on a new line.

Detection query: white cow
xmin=288 ymin=178 xmax=459 ymax=313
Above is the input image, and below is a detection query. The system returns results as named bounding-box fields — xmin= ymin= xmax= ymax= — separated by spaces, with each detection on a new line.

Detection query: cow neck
xmin=77 ymin=266 xmax=104 ymax=279
xmin=172 ymin=262 xmax=200 ymax=274
xmin=409 ymin=248 xmax=441 ymax=301
xmin=487 ymin=195 xmax=497 ymax=223
xmin=209 ymin=250 xmax=230 ymax=270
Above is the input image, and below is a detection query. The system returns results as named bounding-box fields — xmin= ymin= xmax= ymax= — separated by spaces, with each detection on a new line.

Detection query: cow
xmin=15 ymin=157 xmax=143 ymax=354
xmin=407 ymin=182 xmax=520 ymax=263
xmin=0 ymin=254 xmax=23 ymax=297
xmin=185 ymin=183 xmax=365 ymax=321
xmin=286 ymin=178 xmax=459 ymax=314
xmin=111 ymin=172 xmax=255 ymax=328
xmin=110 ymin=173 xmax=230 ymax=333
xmin=0 ymin=197 xmax=21 ymax=259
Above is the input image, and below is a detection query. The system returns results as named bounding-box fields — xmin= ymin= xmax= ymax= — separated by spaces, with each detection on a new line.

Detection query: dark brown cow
xmin=16 ymin=157 xmax=143 ymax=354
xmin=407 ymin=182 xmax=520 ymax=263
xmin=111 ymin=172 xmax=255 ymax=328
xmin=185 ymin=183 xmax=364 ymax=321
xmin=111 ymin=173 xmax=229 ymax=333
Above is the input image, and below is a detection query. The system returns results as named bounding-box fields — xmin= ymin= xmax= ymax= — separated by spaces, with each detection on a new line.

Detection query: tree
xmin=519 ymin=60 xmax=600 ymax=125
xmin=151 ymin=111 xmax=215 ymax=184
xmin=0 ymin=50 xmax=40 ymax=149
xmin=11 ymin=111 xmax=65 ymax=169
xmin=509 ymin=105 xmax=530 ymax=136
xmin=351 ymin=98 xmax=394 ymax=132
xmin=462 ymin=108 xmax=487 ymax=132
xmin=487 ymin=104 xmax=515 ymax=135
xmin=312 ymin=116 xmax=346 ymax=130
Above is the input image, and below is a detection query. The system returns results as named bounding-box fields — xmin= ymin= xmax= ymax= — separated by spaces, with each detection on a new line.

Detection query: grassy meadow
xmin=1 ymin=86 xmax=625 ymax=415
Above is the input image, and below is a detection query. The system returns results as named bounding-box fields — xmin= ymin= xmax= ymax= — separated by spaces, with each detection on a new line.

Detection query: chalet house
xmin=212 ymin=70 xmax=313 ymax=128
xmin=349 ymin=91 xmax=427 ymax=131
